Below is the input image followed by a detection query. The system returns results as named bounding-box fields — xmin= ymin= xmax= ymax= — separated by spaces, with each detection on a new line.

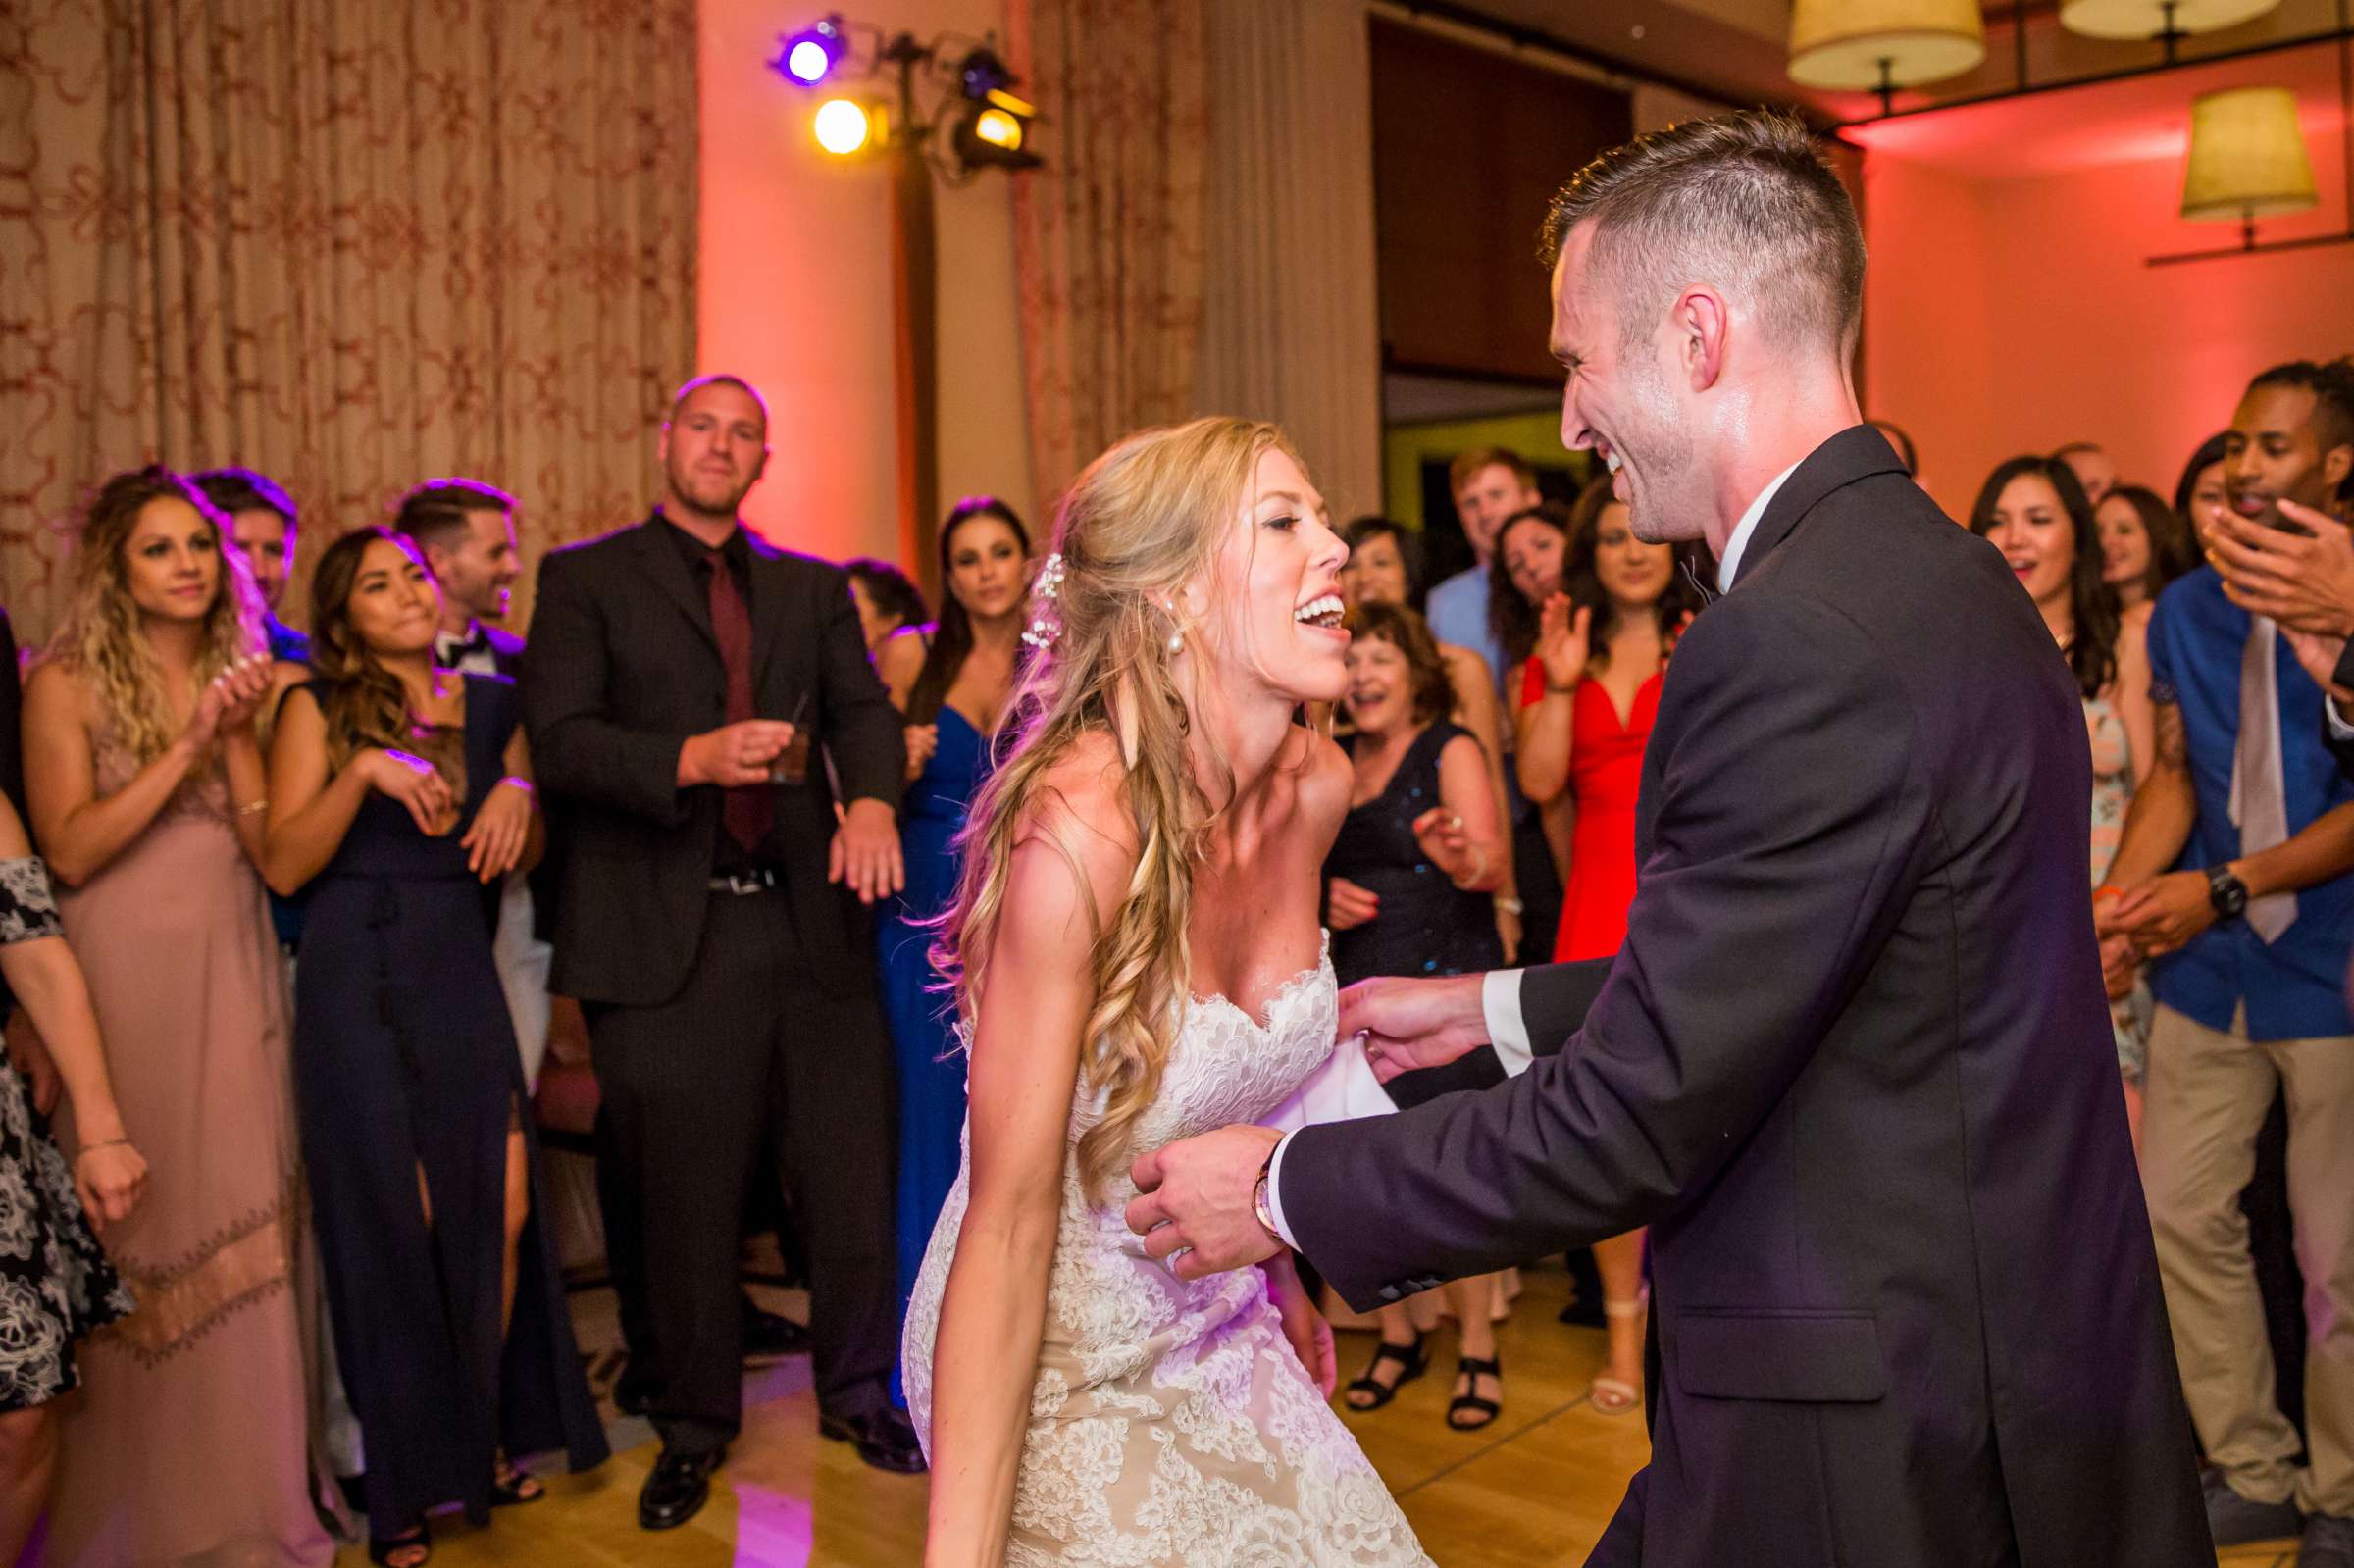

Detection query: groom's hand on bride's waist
xmin=1127 ymin=1125 xmax=1285 ymax=1280
xmin=1338 ymin=973 xmax=1491 ymax=1084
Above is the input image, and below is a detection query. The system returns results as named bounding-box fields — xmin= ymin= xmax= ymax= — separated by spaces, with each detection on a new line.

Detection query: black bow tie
xmin=437 ymin=627 xmax=491 ymax=661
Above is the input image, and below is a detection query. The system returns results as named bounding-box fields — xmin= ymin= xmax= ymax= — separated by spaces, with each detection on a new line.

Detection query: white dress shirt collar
xmin=1715 ymin=460 xmax=1804 ymax=592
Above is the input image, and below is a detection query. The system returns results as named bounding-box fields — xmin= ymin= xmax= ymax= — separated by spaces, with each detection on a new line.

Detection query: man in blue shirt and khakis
xmin=2103 ymin=360 xmax=2354 ymax=1568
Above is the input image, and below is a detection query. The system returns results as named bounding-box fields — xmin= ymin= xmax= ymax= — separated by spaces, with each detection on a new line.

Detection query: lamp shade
xmin=1788 ymin=0 xmax=1986 ymax=90
xmin=2058 ymin=0 xmax=2279 ymax=40
xmin=2180 ymin=86 xmax=2318 ymax=221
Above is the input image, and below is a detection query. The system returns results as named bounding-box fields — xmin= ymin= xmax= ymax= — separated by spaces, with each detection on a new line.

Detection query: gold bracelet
xmin=236 ymin=799 xmax=268 ymax=818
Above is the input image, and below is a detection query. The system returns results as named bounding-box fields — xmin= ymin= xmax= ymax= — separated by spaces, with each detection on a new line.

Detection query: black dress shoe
xmin=819 ymin=1406 xmax=926 ymax=1474
xmin=742 ymin=1300 xmax=811 ymax=1364
xmin=1557 ymin=1295 xmax=1608 ymax=1328
xmin=640 ymin=1445 xmax=722 ymax=1531
xmin=611 ymin=1358 xmax=659 ymax=1418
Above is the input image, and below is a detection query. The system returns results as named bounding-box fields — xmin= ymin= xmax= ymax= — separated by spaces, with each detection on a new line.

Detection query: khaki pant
xmin=2143 ymin=1003 xmax=2354 ymax=1515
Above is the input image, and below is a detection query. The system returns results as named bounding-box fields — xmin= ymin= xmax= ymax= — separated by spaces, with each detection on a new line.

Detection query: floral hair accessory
xmin=1022 ymin=551 xmax=1067 ymax=652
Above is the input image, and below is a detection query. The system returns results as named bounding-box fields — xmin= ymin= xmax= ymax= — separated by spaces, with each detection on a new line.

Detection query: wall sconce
xmin=1787 ymin=0 xmax=1988 ymax=113
xmin=2149 ymin=83 xmax=2348 ymax=264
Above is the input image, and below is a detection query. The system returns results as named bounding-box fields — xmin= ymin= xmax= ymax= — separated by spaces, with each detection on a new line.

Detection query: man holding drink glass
xmin=522 ymin=374 xmax=919 ymax=1532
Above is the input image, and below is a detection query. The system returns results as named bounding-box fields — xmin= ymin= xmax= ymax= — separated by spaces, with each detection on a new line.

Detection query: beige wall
xmin=697 ymin=0 xmax=1034 ymax=569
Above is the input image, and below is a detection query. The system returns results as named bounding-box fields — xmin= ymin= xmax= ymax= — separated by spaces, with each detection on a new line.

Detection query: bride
xmin=902 ymin=417 xmax=1432 ymax=1565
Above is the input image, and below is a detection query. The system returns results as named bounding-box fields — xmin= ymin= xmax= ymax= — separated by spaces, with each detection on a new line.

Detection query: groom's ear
xmin=1672 ymin=285 xmax=1729 ymax=394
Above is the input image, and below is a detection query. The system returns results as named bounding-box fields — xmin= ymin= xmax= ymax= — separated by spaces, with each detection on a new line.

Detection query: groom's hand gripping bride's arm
xmin=1129 ymin=589 xmax=1933 ymax=1306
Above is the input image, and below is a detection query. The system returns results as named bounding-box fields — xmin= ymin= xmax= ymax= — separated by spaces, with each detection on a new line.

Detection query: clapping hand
xmin=1411 ymin=807 xmax=1474 ymax=883
xmin=2204 ymin=499 xmax=2354 ymax=637
xmin=1535 ymin=594 xmax=1593 ymax=691
xmin=363 ymin=748 xmax=457 ymax=836
xmin=183 ymin=656 xmax=275 ymax=747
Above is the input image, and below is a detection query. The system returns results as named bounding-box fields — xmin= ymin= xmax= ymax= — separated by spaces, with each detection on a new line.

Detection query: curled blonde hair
xmin=937 ymin=417 xmax=1302 ymax=1203
xmin=45 ymin=465 xmax=266 ymax=769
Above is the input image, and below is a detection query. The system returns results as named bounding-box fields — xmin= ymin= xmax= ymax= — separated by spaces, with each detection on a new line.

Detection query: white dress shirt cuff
xmin=2328 ymin=695 xmax=2354 ymax=742
xmin=1484 ymin=968 xmax=1533 ymax=1076
xmin=1263 ymin=1133 xmax=1303 ymax=1251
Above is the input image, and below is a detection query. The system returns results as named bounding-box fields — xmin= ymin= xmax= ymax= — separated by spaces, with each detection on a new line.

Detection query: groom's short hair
xmin=1540 ymin=110 xmax=1864 ymax=360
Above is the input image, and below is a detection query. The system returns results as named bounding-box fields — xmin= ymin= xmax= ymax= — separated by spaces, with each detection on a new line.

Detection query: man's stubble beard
xmin=1619 ymin=345 xmax=1704 ymax=547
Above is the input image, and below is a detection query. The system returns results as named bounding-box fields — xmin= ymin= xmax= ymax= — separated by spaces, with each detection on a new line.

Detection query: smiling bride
xmin=899 ymin=417 xmax=1430 ymax=1566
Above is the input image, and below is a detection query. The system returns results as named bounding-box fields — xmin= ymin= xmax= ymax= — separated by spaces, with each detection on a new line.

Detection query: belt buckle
xmin=715 ymin=869 xmax=771 ymax=895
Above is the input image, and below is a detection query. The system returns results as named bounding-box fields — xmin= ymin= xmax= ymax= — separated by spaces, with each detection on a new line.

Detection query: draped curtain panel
xmin=1006 ymin=0 xmax=1207 ymax=509
xmin=0 ymin=0 xmax=699 ymax=643
xmin=1195 ymin=0 xmax=1382 ymax=523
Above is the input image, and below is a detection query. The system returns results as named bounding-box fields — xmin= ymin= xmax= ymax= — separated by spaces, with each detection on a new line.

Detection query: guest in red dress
xmin=1508 ymin=477 xmax=1702 ymax=1413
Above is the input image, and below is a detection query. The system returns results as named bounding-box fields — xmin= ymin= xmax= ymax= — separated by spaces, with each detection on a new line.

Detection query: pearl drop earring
xmin=1167 ymin=629 xmax=1185 ymax=655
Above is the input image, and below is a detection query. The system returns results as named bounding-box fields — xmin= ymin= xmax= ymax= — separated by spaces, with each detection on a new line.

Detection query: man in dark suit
xmin=522 ymin=375 xmax=918 ymax=1530
xmin=1127 ymin=112 xmax=2208 ymax=1567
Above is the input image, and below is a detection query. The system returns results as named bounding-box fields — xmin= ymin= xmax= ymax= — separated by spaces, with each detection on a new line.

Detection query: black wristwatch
xmin=2207 ymin=866 xmax=2250 ymax=922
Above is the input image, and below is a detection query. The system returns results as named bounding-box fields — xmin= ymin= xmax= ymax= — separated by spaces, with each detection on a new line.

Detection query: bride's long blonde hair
xmin=937 ymin=416 xmax=1303 ymax=1203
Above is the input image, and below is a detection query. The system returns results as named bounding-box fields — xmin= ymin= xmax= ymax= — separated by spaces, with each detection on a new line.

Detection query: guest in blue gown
xmin=874 ymin=498 xmax=1032 ymax=1310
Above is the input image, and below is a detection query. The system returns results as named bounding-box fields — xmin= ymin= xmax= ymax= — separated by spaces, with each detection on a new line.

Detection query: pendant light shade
xmin=1787 ymin=0 xmax=1988 ymax=91
xmin=2058 ymin=0 xmax=2280 ymax=41
xmin=2179 ymin=86 xmax=2319 ymax=221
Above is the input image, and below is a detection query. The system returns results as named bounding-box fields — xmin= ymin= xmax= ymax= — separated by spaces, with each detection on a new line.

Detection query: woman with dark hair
xmin=1508 ymin=475 xmax=1701 ymax=1416
xmin=1340 ymin=517 xmax=1519 ymax=962
xmin=874 ymin=497 xmax=1031 ymax=1313
xmin=2097 ymin=485 xmax=2199 ymax=618
xmin=1970 ymin=456 xmax=2155 ymax=1138
xmin=22 ymin=466 xmax=330 ymax=1565
xmin=264 ymin=529 xmax=605 ymax=1564
xmin=1320 ymin=601 xmax=1512 ymax=1429
xmin=846 ymin=557 xmax=930 ymax=659
xmin=2175 ymin=431 xmax=2233 ymax=545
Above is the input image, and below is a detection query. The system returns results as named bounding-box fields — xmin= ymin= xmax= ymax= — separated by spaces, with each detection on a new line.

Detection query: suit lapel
xmin=630 ymin=520 xmax=718 ymax=653
xmin=746 ymin=532 xmax=789 ymax=691
xmin=1729 ymin=426 xmax=1910 ymax=591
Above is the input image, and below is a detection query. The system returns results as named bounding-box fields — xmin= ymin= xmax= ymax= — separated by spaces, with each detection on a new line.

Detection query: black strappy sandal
xmin=1343 ymin=1333 xmax=1428 ymax=1411
xmin=489 ymin=1453 xmax=544 ymax=1506
xmin=368 ymin=1519 xmax=431 ymax=1568
xmin=1447 ymin=1355 xmax=1504 ymax=1431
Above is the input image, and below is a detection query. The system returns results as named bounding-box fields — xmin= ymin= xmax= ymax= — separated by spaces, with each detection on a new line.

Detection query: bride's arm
xmin=924 ymin=810 xmax=1134 ymax=1566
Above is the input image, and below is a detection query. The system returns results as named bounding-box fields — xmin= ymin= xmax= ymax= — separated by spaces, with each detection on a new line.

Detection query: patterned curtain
xmin=1006 ymin=0 xmax=1208 ymax=507
xmin=0 ymin=0 xmax=699 ymax=644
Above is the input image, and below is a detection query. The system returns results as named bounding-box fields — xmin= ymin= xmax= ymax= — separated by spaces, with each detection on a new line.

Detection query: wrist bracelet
xmin=236 ymin=799 xmax=268 ymax=818
xmin=1493 ymin=895 xmax=1524 ymax=915
xmin=496 ymin=776 xmax=536 ymax=795
xmin=76 ymin=1138 xmax=130 ymax=1159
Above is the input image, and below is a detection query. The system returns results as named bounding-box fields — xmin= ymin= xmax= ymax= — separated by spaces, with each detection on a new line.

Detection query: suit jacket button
xmin=1376 ymin=1285 xmax=1404 ymax=1304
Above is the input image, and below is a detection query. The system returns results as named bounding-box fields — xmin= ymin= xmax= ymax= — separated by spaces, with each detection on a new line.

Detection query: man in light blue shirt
xmin=1423 ymin=447 xmax=1540 ymax=692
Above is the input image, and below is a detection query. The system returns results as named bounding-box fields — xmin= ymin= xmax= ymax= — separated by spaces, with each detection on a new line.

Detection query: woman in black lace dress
xmin=1322 ymin=602 xmax=1512 ymax=1431
xmin=0 ymin=791 xmax=143 ymax=1564
xmin=264 ymin=530 xmax=604 ymax=1566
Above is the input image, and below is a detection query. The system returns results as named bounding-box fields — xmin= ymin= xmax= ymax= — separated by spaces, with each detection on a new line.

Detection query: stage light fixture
xmin=952 ymin=99 xmax=1041 ymax=171
xmin=956 ymin=45 xmax=1015 ymax=102
xmin=814 ymin=96 xmax=881 ymax=156
xmin=774 ymin=15 xmax=848 ymax=87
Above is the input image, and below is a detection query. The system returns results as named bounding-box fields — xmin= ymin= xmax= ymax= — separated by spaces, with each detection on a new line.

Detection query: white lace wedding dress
xmin=902 ymin=936 xmax=1433 ymax=1565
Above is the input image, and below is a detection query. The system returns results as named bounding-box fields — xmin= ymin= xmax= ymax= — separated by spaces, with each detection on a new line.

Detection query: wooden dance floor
xmin=332 ymin=1262 xmax=2288 ymax=1566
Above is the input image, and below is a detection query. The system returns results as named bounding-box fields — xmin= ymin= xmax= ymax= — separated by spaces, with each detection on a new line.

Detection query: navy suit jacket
xmin=1277 ymin=428 xmax=2209 ymax=1568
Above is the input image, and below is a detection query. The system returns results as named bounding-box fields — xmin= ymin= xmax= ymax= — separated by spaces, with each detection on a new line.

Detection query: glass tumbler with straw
xmin=771 ymin=692 xmax=812 ymax=785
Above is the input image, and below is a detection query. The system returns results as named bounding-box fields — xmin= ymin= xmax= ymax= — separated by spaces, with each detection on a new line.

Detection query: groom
xmin=1128 ymin=112 xmax=2209 ymax=1566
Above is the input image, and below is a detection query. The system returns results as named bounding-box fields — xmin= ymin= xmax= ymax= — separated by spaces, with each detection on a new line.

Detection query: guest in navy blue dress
xmin=874 ymin=499 xmax=1032 ymax=1315
xmin=264 ymin=529 xmax=604 ymax=1565
xmin=1322 ymin=601 xmax=1511 ymax=1431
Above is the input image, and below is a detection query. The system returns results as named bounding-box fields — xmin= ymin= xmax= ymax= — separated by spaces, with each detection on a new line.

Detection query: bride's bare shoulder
xmin=1009 ymin=730 xmax=1140 ymax=917
xmin=1286 ymin=724 xmax=1353 ymax=829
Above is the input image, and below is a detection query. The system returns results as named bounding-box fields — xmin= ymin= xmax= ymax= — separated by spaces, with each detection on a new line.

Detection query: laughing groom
xmin=1128 ymin=112 xmax=2209 ymax=1568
